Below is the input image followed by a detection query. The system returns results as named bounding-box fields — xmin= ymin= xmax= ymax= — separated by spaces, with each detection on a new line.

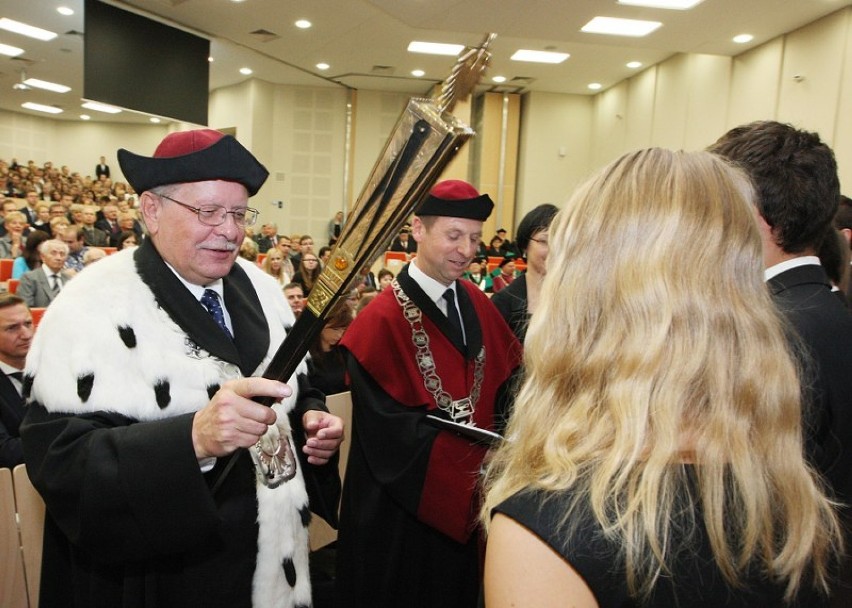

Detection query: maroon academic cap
xmin=117 ymin=129 xmax=269 ymax=196
xmin=416 ymin=180 xmax=493 ymax=221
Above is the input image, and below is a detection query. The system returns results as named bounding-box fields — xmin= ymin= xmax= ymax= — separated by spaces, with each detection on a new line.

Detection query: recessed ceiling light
xmin=81 ymin=101 xmax=122 ymax=114
xmin=0 ymin=43 xmax=24 ymax=57
xmin=626 ymin=61 xmax=643 ymax=69
xmin=733 ymin=34 xmax=754 ymax=44
xmin=407 ymin=41 xmax=464 ymax=56
xmin=617 ymin=0 xmax=704 ymax=9
xmin=316 ymin=63 xmax=330 ymax=71
xmin=0 ymin=18 xmax=58 ymax=41
xmin=57 ymin=7 xmax=75 ymax=16
xmin=149 ymin=117 xmax=161 ymax=123
xmin=80 ymin=114 xmax=91 ymax=121
xmin=22 ymin=102 xmax=62 ymax=114
xmin=492 ymin=75 xmax=507 ymax=83
xmin=411 ymin=69 xmax=425 ymax=77
xmin=511 ymin=49 xmax=569 ymax=64
xmin=240 ymin=67 xmax=253 ymax=75
xmin=588 ymin=82 xmax=603 ymax=90
xmin=581 ymin=16 xmax=662 ymax=37
xmin=295 ymin=19 xmax=312 ymax=29
xmin=23 ymin=78 xmax=71 ymax=93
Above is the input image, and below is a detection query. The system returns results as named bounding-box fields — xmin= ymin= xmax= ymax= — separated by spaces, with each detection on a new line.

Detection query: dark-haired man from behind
xmin=0 ymin=294 xmax=33 ymax=468
xmin=710 ymin=120 xmax=852 ymax=606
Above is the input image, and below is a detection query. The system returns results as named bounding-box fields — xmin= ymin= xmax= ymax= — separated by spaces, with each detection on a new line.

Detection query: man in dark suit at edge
xmin=710 ymin=121 xmax=852 ymax=607
xmin=0 ymin=294 xmax=34 ymax=468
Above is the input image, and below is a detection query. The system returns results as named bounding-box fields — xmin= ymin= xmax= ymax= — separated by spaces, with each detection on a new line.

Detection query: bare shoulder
xmin=484 ymin=513 xmax=599 ymax=608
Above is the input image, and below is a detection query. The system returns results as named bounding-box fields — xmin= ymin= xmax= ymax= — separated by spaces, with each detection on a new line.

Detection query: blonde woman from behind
xmin=481 ymin=148 xmax=842 ymax=608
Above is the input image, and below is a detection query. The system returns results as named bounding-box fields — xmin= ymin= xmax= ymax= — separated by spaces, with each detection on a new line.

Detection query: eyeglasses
xmin=303 ymin=258 xmax=319 ymax=264
xmin=529 ymin=236 xmax=549 ymax=247
xmin=158 ymin=193 xmax=259 ymax=227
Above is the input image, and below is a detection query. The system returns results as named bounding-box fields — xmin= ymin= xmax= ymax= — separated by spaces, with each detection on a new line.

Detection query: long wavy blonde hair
xmin=481 ymin=148 xmax=841 ymax=601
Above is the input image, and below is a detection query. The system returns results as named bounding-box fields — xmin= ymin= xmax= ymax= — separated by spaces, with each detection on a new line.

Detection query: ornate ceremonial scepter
xmin=215 ymin=34 xmax=497 ymax=495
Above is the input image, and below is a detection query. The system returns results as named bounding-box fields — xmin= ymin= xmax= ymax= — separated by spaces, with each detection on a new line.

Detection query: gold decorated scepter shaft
xmin=257 ymin=33 xmax=496 ymax=401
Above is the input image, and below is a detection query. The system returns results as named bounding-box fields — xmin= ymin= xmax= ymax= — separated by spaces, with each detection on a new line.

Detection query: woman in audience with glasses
xmin=481 ymin=149 xmax=842 ymax=608
xmin=293 ymin=253 xmax=321 ymax=296
xmin=491 ymin=204 xmax=558 ymax=342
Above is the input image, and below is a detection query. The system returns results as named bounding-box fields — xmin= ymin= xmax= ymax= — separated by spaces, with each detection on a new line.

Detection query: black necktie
xmin=7 ymin=371 xmax=23 ymax=382
xmin=442 ymin=288 xmax=463 ymax=340
xmin=51 ymin=274 xmax=61 ymax=292
xmin=200 ymin=289 xmax=232 ymax=338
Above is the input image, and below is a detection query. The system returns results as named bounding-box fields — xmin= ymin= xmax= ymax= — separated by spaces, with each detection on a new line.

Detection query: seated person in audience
xmin=0 ymin=211 xmax=27 ymax=259
xmin=49 ymin=216 xmax=70 ymax=240
xmin=239 ymin=236 xmax=259 ymax=262
xmin=32 ymin=203 xmax=51 ymax=232
xmin=496 ymin=227 xmax=519 ymax=256
xmin=377 ymin=267 xmax=394 ymax=290
xmin=482 ymin=148 xmax=842 ymax=608
xmin=355 ymin=287 xmax=378 ymax=313
xmin=261 ymin=248 xmax=290 ymax=286
xmin=96 ymin=203 xmax=122 ymax=244
xmin=292 ymin=234 xmax=314 ymax=267
xmin=254 ymin=222 xmax=280 ymax=253
xmin=48 ymin=203 xmax=66 ymax=219
xmin=61 ymin=225 xmax=88 ymax=274
xmin=318 ymin=246 xmax=333 ymax=269
xmin=0 ymin=198 xmax=19 ymax=237
xmin=0 ymin=294 xmax=34 ymax=468
xmin=82 ymin=247 xmax=106 ymax=266
xmin=12 ymin=229 xmax=50 ymax=279
xmin=307 ymin=301 xmax=354 ymax=396
xmin=292 ymin=253 xmax=321 ymax=295
xmin=485 ymin=235 xmax=505 ymax=257
xmin=117 ymin=211 xmax=144 ymax=239
xmin=491 ymin=255 xmax=517 ymax=293
xmin=68 ymin=203 xmax=84 ymax=225
xmin=17 ymin=239 xmax=72 ymax=307
xmin=462 ymin=257 xmax=493 ymax=293
xmin=80 ymin=205 xmax=109 ymax=246
xmin=275 ymin=235 xmax=296 ymax=278
xmin=284 ymin=282 xmax=306 ymax=318
xmin=117 ymin=230 xmax=139 ymax=250
xmin=491 ymin=204 xmax=559 ymax=342
xmin=389 ymin=227 xmax=417 ymax=255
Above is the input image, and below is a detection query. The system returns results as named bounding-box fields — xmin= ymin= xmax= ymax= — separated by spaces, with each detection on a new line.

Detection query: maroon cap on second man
xmin=416 ymin=179 xmax=494 ymax=221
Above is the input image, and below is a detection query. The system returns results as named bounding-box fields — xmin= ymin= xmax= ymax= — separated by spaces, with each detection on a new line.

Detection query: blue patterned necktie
xmin=200 ymin=289 xmax=232 ymax=338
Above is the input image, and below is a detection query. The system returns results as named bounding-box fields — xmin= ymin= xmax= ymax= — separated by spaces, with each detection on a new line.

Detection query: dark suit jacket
xmin=768 ymin=264 xmax=852 ymax=507
xmin=254 ymin=235 xmax=278 ymax=254
xmin=82 ymin=225 xmax=109 ymax=247
xmin=0 ymin=372 xmax=25 ymax=468
xmin=389 ymin=237 xmax=417 ymax=254
xmin=95 ymin=218 xmax=122 ymax=240
xmin=95 ymin=163 xmax=110 ymax=179
xmin=17 ymin=267 xmax=74 ymax=307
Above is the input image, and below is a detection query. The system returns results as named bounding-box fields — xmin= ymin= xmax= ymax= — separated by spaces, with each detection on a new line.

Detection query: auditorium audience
xmin=482 ymin=148 xmax=842 ymax=608
xmin=377 ymin=267 xmax=394 ymax=290
xmin=117 ymin=231 xmax=139 ymax=250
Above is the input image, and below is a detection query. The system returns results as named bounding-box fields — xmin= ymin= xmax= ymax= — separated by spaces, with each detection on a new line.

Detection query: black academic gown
xmin=334 ymin=268 xmax=521 ymax=608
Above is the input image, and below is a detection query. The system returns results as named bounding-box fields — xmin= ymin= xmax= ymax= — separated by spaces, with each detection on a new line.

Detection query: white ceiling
xmin=1 ymin=0 xmax=850 ymax=125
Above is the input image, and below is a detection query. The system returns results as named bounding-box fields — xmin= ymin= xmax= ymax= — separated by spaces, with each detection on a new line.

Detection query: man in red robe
xmin=335 ymin=180 xmax=522 ymax=607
